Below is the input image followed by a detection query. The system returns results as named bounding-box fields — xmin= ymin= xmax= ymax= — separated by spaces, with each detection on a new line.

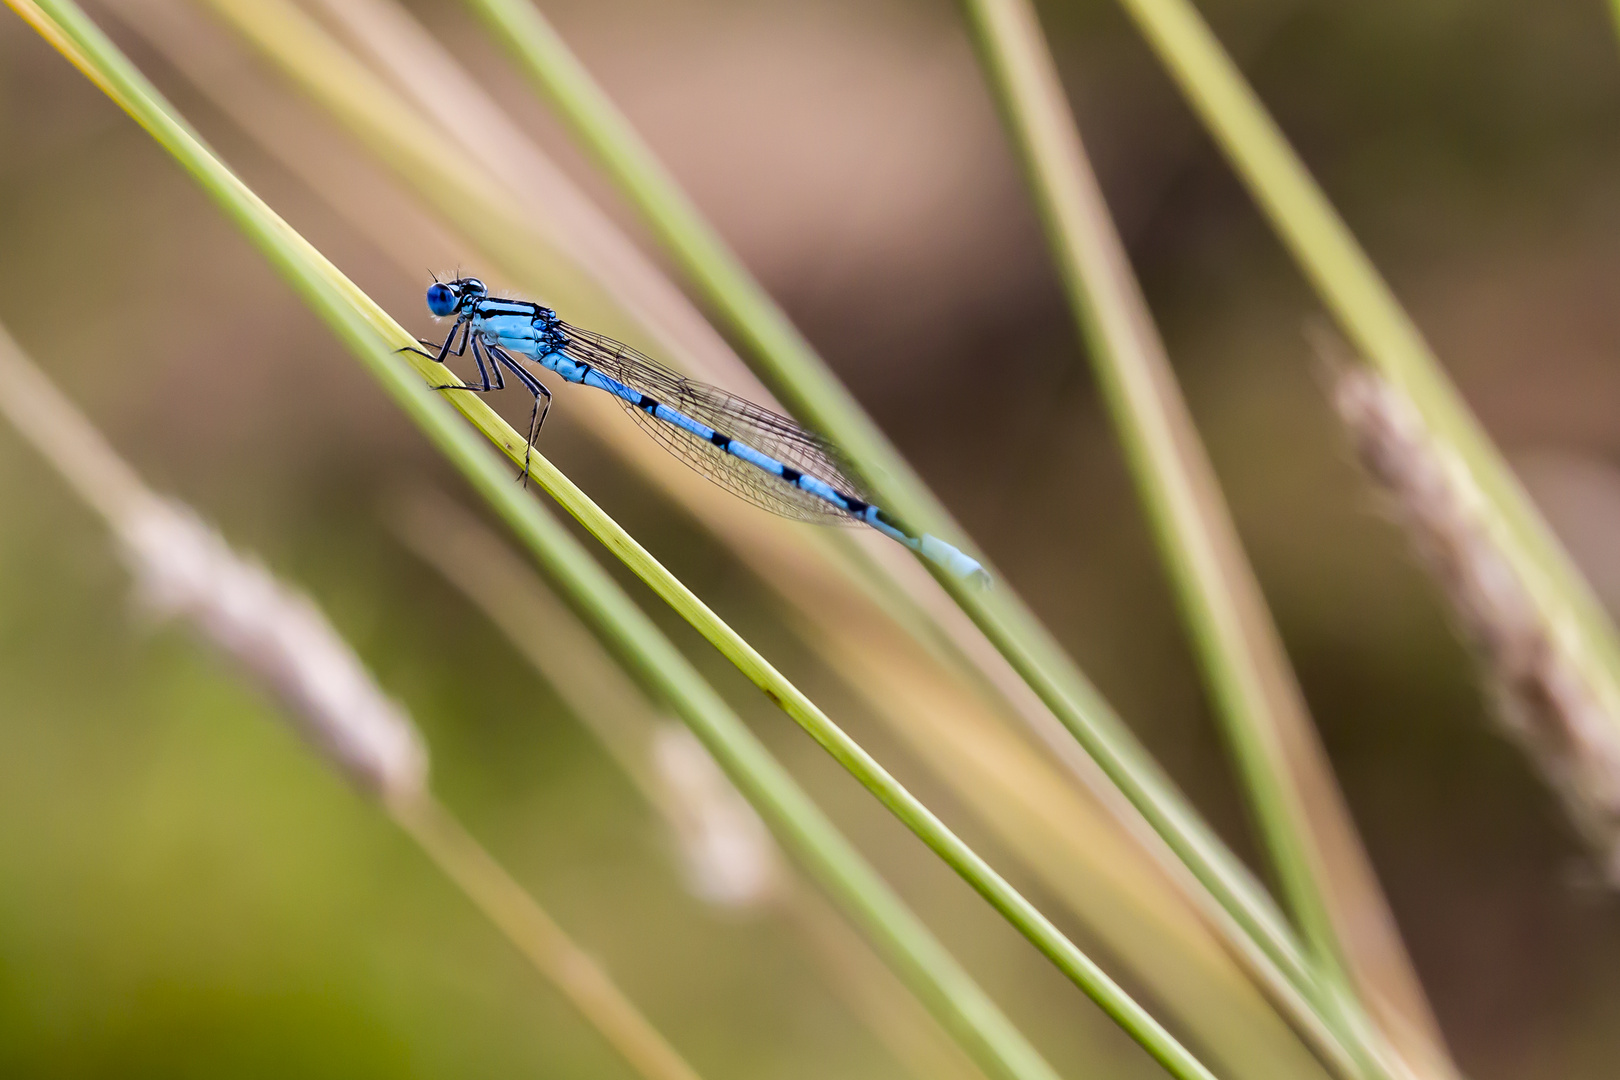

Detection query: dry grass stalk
xmin=390 ymin=491 xmax=990 ymax=1080
xmin=91 ymin=15 xmax=1346 ymax=1070
xmin=1327 ymin=343 xmax=1620 ymax=882
xmin=0 ymin=322 xmax=426 ymax=802
xmin=116 ymin=502 xmax=704 ymax=1079
xmin=0 ymin=324 xmax=706 ymax=1080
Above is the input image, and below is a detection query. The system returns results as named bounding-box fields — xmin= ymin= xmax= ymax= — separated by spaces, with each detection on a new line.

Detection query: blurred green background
xmin=3 ymin=0 xmax=1620 ymax=1076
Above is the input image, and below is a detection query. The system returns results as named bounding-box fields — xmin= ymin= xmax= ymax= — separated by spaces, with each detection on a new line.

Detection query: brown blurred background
xmin=2 ymin=0 xmax=1620 ymax=1076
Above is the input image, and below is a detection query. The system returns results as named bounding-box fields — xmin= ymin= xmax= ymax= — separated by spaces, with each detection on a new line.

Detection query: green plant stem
xmin=393 ymin=493 xmax=992 ymax=1080
xmin=0 ymin=322 xmax=707 ymax=1080
xmin=1105 ymin=2 xmax=1606 ymax=1071
xmin=151 ymin=2 xmax=1345 ymax=1067
xmin=11 ymin=4 xmax=1215 ymax=1078
xmin=947 ymin=5 xmax=1420 ymax=1077
xmin=461 ymin=0 xmax=1319 ymax=1021
xmin=956 ymin=0 xmax=1339 ymax=969
xmin=127 ymin=9 xmax=1334 ymax=1070
xmin=1110 ymin=0 xmax=1620 ymax=756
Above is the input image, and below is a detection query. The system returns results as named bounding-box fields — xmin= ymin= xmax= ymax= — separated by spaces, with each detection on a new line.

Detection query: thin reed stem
xmin=9 ymin=6 xmax=1114 ymax=1079
xmin=950 ymin=5 xmax=1442 ymax=1078
xmin=958 ymin=0 xmax=1340 ymax=978
xmin=391 ymin=489 xmax=678 ymax=812
xmin=1109 ymin=0 xmax=1620 ymax=791
xmin=0 ymin=322 xmax=703 ymax=1080
xmin=128 ymin=13 xmax=1336 ymax=1071
xmin=394 ymin=491 xmax=990 ymax=1080
xmin=1102 ymin=1 xmax=1617 ymax=1071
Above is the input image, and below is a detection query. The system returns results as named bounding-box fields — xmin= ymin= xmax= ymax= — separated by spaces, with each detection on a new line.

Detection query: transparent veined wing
xmin=558 ymin=322 xmax=872 ymax=524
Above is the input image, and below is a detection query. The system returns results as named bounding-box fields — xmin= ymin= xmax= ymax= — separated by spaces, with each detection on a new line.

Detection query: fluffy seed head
xmin=1331 ymin=361 xmax=1620 ymax=881
xmin=120 ymin=500 xmax=429 ymax=802
xmin=652 ymin=724 xmax=778 ymax=908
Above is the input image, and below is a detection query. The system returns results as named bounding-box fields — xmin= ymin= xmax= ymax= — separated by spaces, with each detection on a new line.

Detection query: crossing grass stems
xmin=8 ymin=3 xmax=1223 ymax=1080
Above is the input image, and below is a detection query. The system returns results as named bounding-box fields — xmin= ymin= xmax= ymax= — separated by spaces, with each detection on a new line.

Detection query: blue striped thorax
xmin=465 ymin=296 xmax=568 ymax=357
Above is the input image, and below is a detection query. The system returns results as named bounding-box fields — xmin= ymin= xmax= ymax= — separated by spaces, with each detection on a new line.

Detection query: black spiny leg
xmin=488 ymin=344 xmax=551 ymax=487
xmin=397 ymin=318 xmax=469 ymax=364
xmin=430 ymin=334 xmax=505 ymax=394
xmin=401 ymin=322 xmax=506 ymax=395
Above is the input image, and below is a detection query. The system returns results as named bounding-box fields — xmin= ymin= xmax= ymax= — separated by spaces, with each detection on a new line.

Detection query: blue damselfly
xmin=408 ymin=277 xmax=987 ymax=585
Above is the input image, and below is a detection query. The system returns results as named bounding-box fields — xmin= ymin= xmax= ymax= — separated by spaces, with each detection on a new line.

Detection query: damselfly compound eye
xmin=426 ymin=282 xmax=457 ymax=317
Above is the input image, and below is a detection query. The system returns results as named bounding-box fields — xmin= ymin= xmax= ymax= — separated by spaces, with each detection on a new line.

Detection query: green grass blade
xmin=950 ymin=4 xmax=1448 ymax=1077
xmin=956 ymin=0 xmax=1343 ymax=973
xmin=0 ymin=325 xmax=708 ymax=1080
xmin=1110 ymin=0 xmax=1620 ymax=811
xmin=458 ymin=0 xmax=1324 ymax=1019
xmin=10 ymin=4 xmax=1220 ymax=1077
xmin=392 ymin=491 xmax=993 ymax=1080
xmin=1108 ymin=0 xmax=1614 ymax=1066
xmin=145 ymin=5 xmax=1355 ymax=1069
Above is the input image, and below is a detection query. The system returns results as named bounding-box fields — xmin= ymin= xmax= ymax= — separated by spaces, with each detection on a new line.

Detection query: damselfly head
xmin=425 ymin=277 xmax=488 ymax=317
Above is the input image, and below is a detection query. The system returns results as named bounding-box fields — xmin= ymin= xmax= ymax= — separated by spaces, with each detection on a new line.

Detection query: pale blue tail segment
xmin=568 ymin=358 xmax=991 ymax=586
xmin=920 ymin=535 xmax=990 ymax=586
xmin=433 ymin=285 xmax=992 ymax=586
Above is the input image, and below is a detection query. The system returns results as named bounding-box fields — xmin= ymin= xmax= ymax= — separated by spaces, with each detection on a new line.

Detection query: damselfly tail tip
xmin=919 ymin=535 xmax=991 ymax=588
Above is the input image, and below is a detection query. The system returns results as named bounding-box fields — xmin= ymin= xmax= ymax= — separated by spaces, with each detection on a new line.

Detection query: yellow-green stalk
xmin=453 ymin=0 xmax=1330 ymax=1046
xmin=0 ymin=323 xmax=705 ymax=1080
xmin=951 ymin=4 xmax=1449 ymax=1079
xmin=9 ymin=4 xmax=1207 ymax=1078
xmin=393 ymin=490 xmax=991 ymax=1080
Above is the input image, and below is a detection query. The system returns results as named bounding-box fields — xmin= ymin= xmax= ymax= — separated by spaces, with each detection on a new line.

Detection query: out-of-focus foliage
xmin=3 ymin=1 xmax=1620 ymax=1078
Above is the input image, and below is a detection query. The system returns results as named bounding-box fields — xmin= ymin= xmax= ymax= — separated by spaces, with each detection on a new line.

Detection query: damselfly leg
xmin=397 ymin=322 xmax=551 ymax=485
xmin=485 ymin=342 xmax=552 ymax=487
xmin=398 ymin=321 xmax=505 ymax=394
xmin=395 ymin=318 xmax=468 ymax=363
